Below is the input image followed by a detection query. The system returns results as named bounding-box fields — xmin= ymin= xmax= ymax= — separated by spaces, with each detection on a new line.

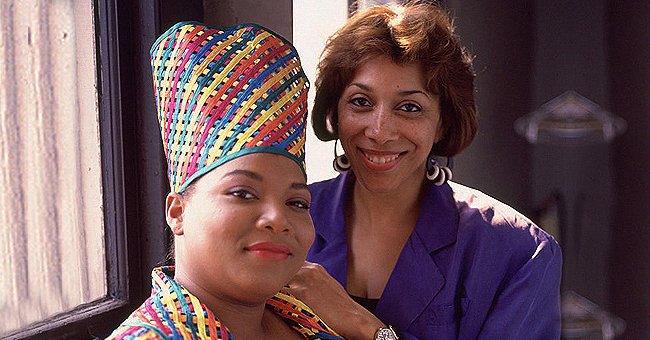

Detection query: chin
xmin=231 ymin=282 xmax=284 ymax=305
xmin=239 ymin=269 xmax=295 ymax=299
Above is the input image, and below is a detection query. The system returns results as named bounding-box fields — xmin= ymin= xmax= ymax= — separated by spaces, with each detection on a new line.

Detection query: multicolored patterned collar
xmin=108 ymin=266 xmax=341 ymax=339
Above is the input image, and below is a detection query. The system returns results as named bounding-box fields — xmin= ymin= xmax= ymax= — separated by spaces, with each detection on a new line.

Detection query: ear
xmin=166 ymin=192 xmax=186 ymax=236
xmin=328 ymin=108 xmax=339 ymax=136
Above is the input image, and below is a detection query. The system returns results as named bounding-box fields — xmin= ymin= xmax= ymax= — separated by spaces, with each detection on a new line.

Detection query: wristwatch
xmin=374 ymin=325 xmax=399 ymax=340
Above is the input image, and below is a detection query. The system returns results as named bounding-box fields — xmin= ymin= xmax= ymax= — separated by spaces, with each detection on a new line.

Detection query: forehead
xmin=193 ymin=153 xmax=306 ymax=190
xmin=348 ymin=56 xmax=427 ymax=90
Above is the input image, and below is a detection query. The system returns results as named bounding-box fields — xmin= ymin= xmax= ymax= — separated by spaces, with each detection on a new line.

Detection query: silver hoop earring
xmin=333 ymin=139 xmax=351 ymax=173
xmin=426 ymin=155 xmax=453 ymax=186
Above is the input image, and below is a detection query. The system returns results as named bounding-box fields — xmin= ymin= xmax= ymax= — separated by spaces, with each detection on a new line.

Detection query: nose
xmin=256 ymin=202 xmax=292 ymax=234
xmin=364 ymin=105 xmax=397 ymax=144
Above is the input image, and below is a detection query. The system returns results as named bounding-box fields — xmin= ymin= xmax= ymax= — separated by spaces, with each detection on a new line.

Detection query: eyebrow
xmin=348 ymin=82 xmax=431 ymax=98
xmin=291 ymin=182 xmax=309 ymax=191
xmin=223 ymin=169 xmax=263 ymax=181
xmin=223 ymin=169 xmax=309 ymax=192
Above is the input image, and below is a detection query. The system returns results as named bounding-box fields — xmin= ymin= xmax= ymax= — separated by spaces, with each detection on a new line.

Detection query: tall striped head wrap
xmin=150 ymin=21 xmax=309 ymax=193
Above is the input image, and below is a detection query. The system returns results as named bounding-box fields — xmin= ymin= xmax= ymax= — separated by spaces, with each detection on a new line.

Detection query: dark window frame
xmin=7 ymin=1 xmax=202 ymax=339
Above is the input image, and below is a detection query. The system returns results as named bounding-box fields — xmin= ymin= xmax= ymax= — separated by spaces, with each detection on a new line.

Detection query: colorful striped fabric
xmin=106 ymin=267 xmax=342 ymax=339
xmin=150 ymin=22 xmax=310 ymax=193
xmin=267 ymin=292 xmax=343 ymax=339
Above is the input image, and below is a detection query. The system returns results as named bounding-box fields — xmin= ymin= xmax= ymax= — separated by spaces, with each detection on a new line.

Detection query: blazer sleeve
xmin=396 ymin=331 xmax=423 ymax=340
xmin=477 ymin=234 xmax=563 ymax=340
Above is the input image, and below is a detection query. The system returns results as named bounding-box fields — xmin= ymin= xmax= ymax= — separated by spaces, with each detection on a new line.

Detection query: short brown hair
xmin=312 ymin=1 xmax=477 ymax=156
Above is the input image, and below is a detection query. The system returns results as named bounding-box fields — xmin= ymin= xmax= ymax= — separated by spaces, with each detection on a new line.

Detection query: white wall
xmin=292 ymin=0 xmax=348 ymax=183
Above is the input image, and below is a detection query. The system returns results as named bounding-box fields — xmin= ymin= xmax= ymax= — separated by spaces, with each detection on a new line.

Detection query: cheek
xmin=410 ymin=117 xmax=441 ymax=148
xmin=421 ymin=126 xmax=440 ymax=148
xmin=295 ymin=218 xmax=315 ymax=253
xmin=336 ymin=107 xmax=349 ymax=138
xmin=187 ymin=209 xmax=244 ymax=244
xmin=430 ymin=108 xmax=444 ymax=141
xmin=433 ymin=117 xmax=443 ymax=142
xmin=336 ymin=100 xmax=362 ymax=136
xmin=337 ymin=112 xmax=364 ymax=146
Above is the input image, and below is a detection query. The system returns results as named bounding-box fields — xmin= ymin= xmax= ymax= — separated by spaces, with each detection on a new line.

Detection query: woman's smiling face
xmin=337 ymin=55 xmax=443 ymax=194
xmin=168 ymin=153 xmax=314 ymax=304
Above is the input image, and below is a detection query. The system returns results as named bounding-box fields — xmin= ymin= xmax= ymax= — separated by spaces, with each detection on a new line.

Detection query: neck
xmin=173 ymin=269 xmax=277 ymax=339
xmin=350 ymin=175 xmax=425 ymax=228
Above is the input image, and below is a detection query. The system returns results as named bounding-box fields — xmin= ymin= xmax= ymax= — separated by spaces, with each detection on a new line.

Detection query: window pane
xmin=0 ymin=0 xmax=105 ymax=335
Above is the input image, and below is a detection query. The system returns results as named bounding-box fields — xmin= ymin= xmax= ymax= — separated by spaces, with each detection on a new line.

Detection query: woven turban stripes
xmin=150 ymin=22 xmax=309 ymax=193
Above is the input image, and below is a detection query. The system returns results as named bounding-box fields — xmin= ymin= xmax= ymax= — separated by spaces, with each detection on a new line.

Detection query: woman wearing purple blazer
xmin=285 ymin=2 xmax=562 ymax=339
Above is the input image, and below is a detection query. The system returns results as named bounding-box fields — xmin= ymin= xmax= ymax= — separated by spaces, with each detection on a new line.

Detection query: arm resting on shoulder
xmin=286 ymin=262 xmax=388 ymax=340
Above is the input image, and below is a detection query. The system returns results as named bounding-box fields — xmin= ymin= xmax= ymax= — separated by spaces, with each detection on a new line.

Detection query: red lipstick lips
xmin=245 ymin=242 xmax=291 ymax=260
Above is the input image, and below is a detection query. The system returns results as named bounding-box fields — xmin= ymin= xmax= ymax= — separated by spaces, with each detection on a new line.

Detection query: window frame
xmin=7 ymin=0 xmax=202 ymax=338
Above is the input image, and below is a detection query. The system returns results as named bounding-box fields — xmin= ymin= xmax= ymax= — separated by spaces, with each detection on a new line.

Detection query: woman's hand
xmin=286 ymin=261 xmax=386 ymax=340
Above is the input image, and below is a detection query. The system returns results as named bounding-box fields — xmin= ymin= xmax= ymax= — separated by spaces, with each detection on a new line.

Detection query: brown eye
xmin=230 ymin=189 xmax=256 ymax=200
xmin=350 ymin=97 xmax=371 ymax=107
xmin=287 ymin=199 xmax=310 ymax=210
xmin=399 ymin=103 xmax=421 ymax=113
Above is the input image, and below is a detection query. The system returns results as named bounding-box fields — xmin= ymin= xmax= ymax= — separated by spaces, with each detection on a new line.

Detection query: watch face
xmin=376 ymin=327 xmax=398 ymax=340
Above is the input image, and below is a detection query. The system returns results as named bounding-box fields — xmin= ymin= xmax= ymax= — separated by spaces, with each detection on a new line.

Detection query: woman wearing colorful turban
xmin=107 ymin=22 xmax=341 ymax=339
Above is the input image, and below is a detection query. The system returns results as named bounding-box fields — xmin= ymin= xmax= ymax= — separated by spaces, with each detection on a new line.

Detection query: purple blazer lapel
xmin=307 ymin=173 xmax=352 ymax=286
xmin=375 ymin=232 xmax=446 ymax=330
xmin=375 ymin=182 xmax=459 ymax=330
